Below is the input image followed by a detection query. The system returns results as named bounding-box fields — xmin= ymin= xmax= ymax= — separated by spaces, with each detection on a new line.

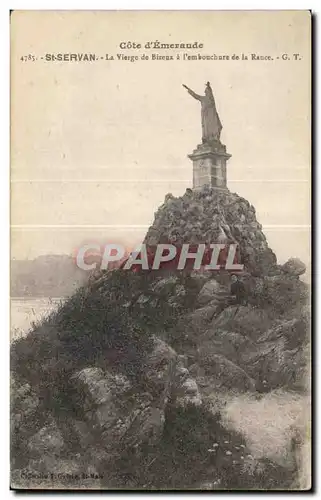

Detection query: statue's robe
xmin=187 ymin=88 xmax=222 ymax=142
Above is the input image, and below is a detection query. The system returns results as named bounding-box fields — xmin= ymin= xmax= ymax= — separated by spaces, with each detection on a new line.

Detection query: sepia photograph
xmin=10 ymin=10 xmax=311 ymax=490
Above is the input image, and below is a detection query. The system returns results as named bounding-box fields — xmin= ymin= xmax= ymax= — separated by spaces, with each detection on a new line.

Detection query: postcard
xmin=10 ymin=10 xmax=311 ymax=490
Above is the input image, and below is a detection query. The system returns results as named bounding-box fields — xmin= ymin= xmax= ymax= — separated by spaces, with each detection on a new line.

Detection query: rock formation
xmin=144 ymin=186 xmax=277 ymax=276
xmin=11 ymin=185 xmax=310 ymax=490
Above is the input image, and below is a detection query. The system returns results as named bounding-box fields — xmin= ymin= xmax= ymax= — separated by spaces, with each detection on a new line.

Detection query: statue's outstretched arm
xmin=182 ymin=84 xmax=202 ymax=101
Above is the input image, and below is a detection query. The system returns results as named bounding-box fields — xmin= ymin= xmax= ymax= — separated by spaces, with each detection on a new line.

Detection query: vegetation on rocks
xmin=11 ymin=186 xmax=310 ymax=490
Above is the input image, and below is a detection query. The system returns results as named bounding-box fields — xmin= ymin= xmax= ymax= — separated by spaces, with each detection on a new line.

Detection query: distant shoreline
xmin=10 ymin=297 xmax=67 ymax=300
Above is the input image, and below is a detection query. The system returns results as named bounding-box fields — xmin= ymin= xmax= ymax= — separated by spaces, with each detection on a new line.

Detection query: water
xmin=10 ymin=297 xmax=65 ymax=341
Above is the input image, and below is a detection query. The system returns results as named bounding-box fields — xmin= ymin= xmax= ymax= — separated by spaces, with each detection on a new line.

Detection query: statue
xmin=183 ymin=82 xmax=222 ymax=143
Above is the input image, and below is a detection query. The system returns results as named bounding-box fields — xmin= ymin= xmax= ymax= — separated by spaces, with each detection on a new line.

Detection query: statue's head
xmin=205 ymin=81 xmax=213 ymax=98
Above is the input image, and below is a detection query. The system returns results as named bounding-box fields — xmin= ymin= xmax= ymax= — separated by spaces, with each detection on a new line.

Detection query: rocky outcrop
xmin=11 ymin=335 xmax=205 ymax=488
xmin=281 ymin=258 xmax=306 ymax=277
xmin=11 ymin=185 xmax=310 ymax=490
xmin=144 ymin=186 xmax=277 ymax=276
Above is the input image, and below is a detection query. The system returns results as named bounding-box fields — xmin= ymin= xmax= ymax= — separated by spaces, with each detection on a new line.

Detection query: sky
xmin=11 ymin=10 xmax=311 ymax=266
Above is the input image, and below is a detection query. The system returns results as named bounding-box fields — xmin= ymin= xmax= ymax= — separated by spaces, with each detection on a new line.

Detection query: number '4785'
xmin=20 ymin=54 xmax=36 ymax=62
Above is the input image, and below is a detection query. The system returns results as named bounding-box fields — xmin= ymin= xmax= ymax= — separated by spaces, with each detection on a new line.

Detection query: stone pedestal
xmin=188 ymin=140 xmax=231 ymax=190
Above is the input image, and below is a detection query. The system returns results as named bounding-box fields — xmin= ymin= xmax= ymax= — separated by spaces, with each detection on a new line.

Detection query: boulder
xmin=71 ymin=367 xmax=131 ymax=408
xmin=173 ymin=357 xmax=202 ymax=408
xmin=262 ymin=275 xmax=309 ymax=312
xmin=100 ymin=394 xmax=165 ymax=450
xmin=282 ymin=258 xmax=306 ymax=277
xmin=69 ymin=346 xmax=175 ymax=454
xmin=151 ymin=276 xmax=179 ymax=294
xmin=197 ymin=279 xmax=229 ymax=306
xmin=257 ymin=318 xmax=308 ymax=350
xmin=198 ymin=330 xmax=255 ymax=365
xmin=189 ymin=300 xmax=224 ymax=325
xmin=197 ymin=353 xmax=256 ymax=392
xmin=211 ymin=305 xmax=273 ymax=341
xmin=143 ymin=337 xmax=176 ymax=391
xmin=173 ymin=376 xmax=202 ymax=408
xmin=241 ymin=336 xmax=308 ymax=391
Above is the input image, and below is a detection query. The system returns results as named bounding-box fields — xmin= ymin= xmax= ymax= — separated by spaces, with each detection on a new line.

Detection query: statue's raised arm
xmin=182 ymin=84 xmax=202 ymax=101
xmin=183 ymin=81 xmax=222 ymax=143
